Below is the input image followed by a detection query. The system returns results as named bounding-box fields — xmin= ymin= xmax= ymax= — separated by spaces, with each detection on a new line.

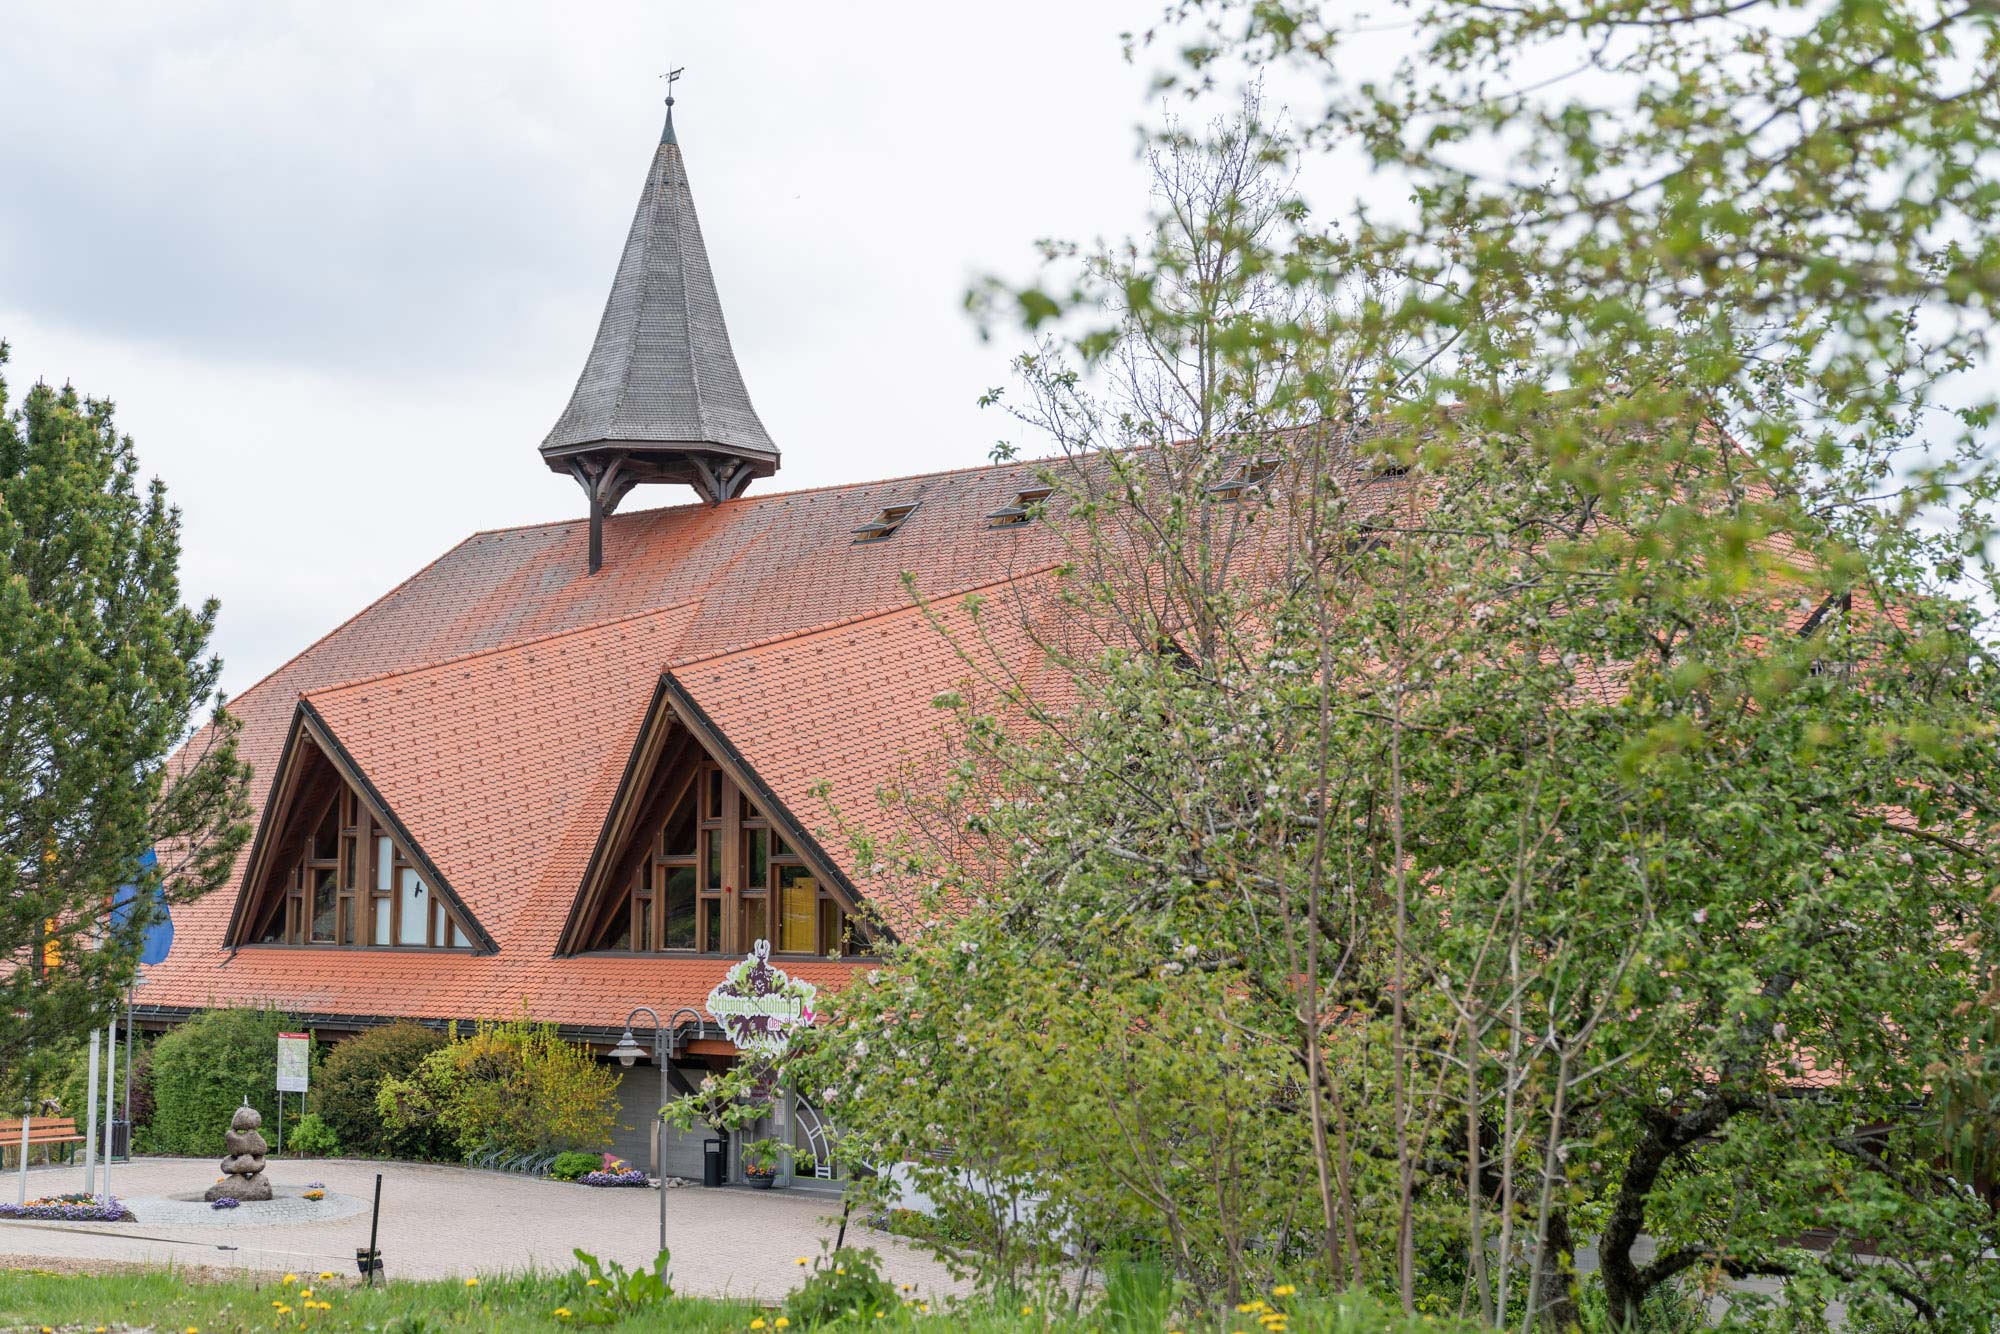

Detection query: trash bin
xmin=109 ymin=1121 xmax=131 ymax=1159
xmin=703 ymin=1138 xmax=726 ymax=1188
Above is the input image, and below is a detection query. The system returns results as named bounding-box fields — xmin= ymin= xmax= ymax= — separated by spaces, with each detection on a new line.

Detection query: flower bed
xmin=576 ymin=1169 xmax=648 ymax=1188
xmin=0 ymin=1193 xmax=134 ymax=1222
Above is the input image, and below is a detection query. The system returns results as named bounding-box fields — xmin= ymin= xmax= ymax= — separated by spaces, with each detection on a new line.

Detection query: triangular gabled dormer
xmin=557 ymin=676 xmax=871 ymax=959
xmin=226 ymin=703 xmax=492 ymax=952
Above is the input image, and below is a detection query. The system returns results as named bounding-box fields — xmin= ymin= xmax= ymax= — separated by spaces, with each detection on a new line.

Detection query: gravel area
xmin=0 ymin=1158 xmax=962 ymax=1301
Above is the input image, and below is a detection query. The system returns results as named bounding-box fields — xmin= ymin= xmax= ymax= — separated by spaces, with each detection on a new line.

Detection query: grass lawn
xmin=0 ymin=1264 xmax=1479 ymax=1333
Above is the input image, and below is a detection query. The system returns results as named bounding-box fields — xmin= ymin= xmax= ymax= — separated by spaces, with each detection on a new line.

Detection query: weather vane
xmin=661 ymin=66 xmax=685 ymax=105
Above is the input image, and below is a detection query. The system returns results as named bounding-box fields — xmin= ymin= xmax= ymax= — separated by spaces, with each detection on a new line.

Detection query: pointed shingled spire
xmin=543 ymin=80 xmax=778 ymax=570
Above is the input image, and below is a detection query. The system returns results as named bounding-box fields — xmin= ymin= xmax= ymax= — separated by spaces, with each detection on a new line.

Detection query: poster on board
xmin=276 ymin=1032 xmax=310 ymax=1093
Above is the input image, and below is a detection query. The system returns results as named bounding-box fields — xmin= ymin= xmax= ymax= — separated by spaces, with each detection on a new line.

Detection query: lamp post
xmin=609 ymin=1006 xmax=704 ymax=1254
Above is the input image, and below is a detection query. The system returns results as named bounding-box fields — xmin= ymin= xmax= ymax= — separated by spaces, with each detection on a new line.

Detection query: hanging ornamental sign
xmin=706 ymin=940 xmax=819 ymax=1057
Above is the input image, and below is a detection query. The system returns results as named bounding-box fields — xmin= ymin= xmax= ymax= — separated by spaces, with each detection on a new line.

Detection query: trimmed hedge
xmin=147 ymin=1008 xmax=306 ymax=1156
xmin=309 ymin=1021 xmax=446 ymax=1157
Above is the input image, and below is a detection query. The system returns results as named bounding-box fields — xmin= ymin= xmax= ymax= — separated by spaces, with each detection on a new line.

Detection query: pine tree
xmin=0 ymin=339 xmax=251 ymax=1074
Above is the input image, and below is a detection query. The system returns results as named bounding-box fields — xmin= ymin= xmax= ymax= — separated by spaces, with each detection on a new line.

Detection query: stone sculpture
xmin=203 ymin=1103 xmax=273 ymax=1202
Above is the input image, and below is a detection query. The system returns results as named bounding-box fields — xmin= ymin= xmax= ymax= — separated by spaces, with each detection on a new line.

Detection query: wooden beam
xmin=576 ymin=731 xmax=701 ymax=950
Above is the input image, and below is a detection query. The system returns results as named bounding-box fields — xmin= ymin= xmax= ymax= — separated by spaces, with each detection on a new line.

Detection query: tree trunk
xmin=1534 ymin=1206 xmax=1581 ymax=1331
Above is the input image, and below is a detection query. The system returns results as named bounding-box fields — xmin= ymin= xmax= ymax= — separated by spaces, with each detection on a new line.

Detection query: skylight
xmin=853 ymin=503 xmax=919 ymax=544
xmin=1206 ymin=457 xmax=1280 ymax=500
xmin=986 ymin=487 xmax=1053 ymax=528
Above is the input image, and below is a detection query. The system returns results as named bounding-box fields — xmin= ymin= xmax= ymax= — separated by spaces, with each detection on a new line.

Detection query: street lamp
xmin=615 ymin=1005 xmax=704 ymax=1253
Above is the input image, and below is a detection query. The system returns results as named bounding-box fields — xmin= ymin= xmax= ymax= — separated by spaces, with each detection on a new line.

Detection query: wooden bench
xmin=0 ymin=1117 xmax=85 ymax=1168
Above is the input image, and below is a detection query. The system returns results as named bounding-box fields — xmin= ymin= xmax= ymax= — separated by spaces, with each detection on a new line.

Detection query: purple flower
xmin=0 ymin=1194 xmax=134 ymax=1222
xmin=211 ymin=1197 xmax=241 ymax=1210
xmin=577 ymin=1170 xmax=650 ymax=1188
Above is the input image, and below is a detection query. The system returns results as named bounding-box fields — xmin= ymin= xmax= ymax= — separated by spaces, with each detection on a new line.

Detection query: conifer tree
xmin=0 ymin=340 xmax=251 ymax=1075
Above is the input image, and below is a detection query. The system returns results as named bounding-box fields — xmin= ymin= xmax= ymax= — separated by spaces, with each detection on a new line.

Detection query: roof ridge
xmin=461 ymin=448 xmax=1091 ymax=543
xmin=668 ymin=567 xmax=1059 ymax=672
xmin=306 ymin=599 xmax=703 ymax=700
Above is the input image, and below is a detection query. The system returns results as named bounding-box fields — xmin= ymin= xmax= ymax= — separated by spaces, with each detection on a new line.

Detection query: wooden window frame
xmin=588 ymin=759 xmax=867 ymax=959
xmin=253 ymin=773 xmax=474 ymax=952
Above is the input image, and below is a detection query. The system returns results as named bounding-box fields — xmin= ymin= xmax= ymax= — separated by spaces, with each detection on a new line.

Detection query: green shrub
xmin=309 ymin=1021 xmax=446 ymax=1157
xmin=283 ymin=1112 xmax=340 ymax=1157
xmin=548 ymin=1150 xmax=601 ymax=1181
xmin=782 ymin=1245 xmax=898 ymax=1328
xmin=375 ymin=1018 xmax=617 ymax=1160
xmin=147 ymin=1009 xmax=306 ymax=1156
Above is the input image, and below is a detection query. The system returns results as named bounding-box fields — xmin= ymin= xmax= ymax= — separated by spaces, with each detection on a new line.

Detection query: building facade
xmin=135 ymin=94 xmax=1068 ymax=1180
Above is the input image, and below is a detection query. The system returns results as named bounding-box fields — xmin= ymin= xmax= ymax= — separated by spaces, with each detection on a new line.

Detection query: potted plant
xmin=741 ymin=1137 xmax=786 ymax=1189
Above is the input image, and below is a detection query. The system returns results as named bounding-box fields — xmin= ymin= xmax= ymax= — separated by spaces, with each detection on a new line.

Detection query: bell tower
xmin=542 ymin=75 xmax=779 ymax=573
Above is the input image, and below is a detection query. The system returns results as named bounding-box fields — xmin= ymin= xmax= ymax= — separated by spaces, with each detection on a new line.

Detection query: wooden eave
xmin=553 ymin=672 xmax=886 ymax=956
xmin=222 ymin=700 xmax=499 ymax=954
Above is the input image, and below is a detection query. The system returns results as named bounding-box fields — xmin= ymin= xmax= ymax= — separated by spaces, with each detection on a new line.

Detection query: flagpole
xmin=100 ymin=1017 xmax=117 ymax=1202
xmin=80 ymin=1030 xmax=100 ymax=1194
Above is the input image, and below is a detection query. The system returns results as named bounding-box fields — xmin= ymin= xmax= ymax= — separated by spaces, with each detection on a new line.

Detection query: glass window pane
xmin=662 ymin=866 xmax=698 ymax=950
xmin=451 ymin=920 xmax=469 ymax=948
xmin=819 ymin=898 xmax=841 ymax=957
xmin=773 ymin=834 xmax=790 ymax=859
xmin=314 ymin=803 xmax=339 ymax=860
xmin=705 ymin=770 xmax=722 ymax=820
xmin=376 ymin=837 xmax=393 ymax=892
xmin=310 ymin=868 xmax=337 ymax=942
xmin=745 ymin=828 xmax=768 ymax=887
xmin=742 ymin=791 xmax=759 ymax=822
xmin=399 ymin=868 xmax=429 ymax=946
xmin=372 ymin=894 xmax=391 ymax=945
xmin=661 ymin=795 xmax=697 ymax=857
xmin=779 ymin=866 xmax=816 ymax=953
xmin=700 ymin=898 xmax=721 ymax=953
xmin=742 ymin=895 xmax=767 ymax=949
xmin=637 ymin=897 xmax=654 ymax=952
xmin=703 ymin=832 xmax=722 ymax=891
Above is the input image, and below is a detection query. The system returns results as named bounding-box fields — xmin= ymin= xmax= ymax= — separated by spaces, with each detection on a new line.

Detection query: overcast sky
xmin=0 ymin=2 xmax=1212 ymax=700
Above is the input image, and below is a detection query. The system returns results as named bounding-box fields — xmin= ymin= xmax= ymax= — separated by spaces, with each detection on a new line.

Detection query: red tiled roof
xmin=670 ymin=572 xmax=1081 ymax=936
xmin=139 ymin=458 xmax=1083 ymax=1027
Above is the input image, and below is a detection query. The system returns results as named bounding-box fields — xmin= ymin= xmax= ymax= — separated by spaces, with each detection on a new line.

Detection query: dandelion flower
xmin=465 ymin=1278 xmax=481 ymax=1288
xmin=796 ymin=1256 xmax=809 ymax=1266
xmin=319 ymin=1271 xmax=335 ymax=1280
xmin=1022 ymin=1306 xmax=1034 ymax=1316
xmin=776 ymin=1320 xmax=792 ymax=1330
xmin=750 ymin=1320 xmax=767 ymax=1331
xmin=1272 ymin=1284 xmax=1296 ymax=1298
xmin=283 ymin=1275 xmax=298 ymax=1286
xmin=300 ymin=1290 xmax=313 ymax=1300
xmin=554 ymin=1310 xmax=572 ymax=1320
xmin=586 ymin=1278 xmax=602 ymax=1287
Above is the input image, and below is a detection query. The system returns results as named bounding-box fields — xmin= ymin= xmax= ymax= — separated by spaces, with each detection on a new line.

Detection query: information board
xmin=276 ymin=1032 xmax=310 ymax=1093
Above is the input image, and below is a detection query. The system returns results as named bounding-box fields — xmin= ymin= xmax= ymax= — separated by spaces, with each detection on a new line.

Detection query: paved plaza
xmin=0 ymin=1158 xmax=965 ymax=1302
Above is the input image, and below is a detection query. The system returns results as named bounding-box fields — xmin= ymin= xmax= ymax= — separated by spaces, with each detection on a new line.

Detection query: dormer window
xmin=986 ymin=487 xmax=1053 ymax=528
xmin=1206 ymin=457 xmax=1280 ymax=501
xmin=853 ymin=503 xmax=919 ymax=544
